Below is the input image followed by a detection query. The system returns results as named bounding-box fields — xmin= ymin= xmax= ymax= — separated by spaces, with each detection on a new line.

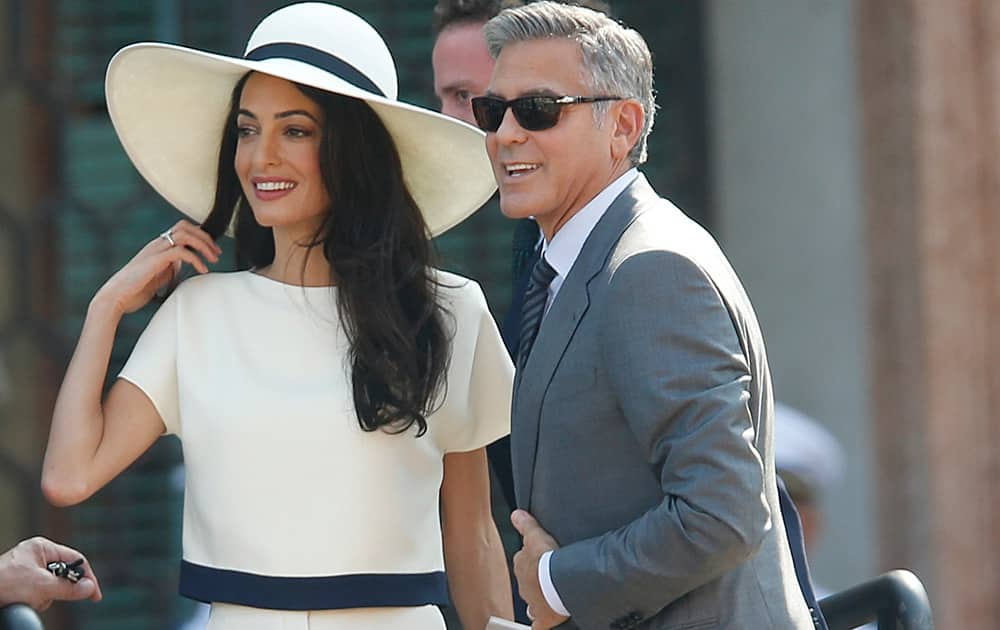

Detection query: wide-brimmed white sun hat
xmin=105 ymin=2 xmax=496 ymax=237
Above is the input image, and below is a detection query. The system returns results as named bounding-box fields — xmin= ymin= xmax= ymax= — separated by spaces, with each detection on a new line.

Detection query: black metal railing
xmin=820 ymin=570 xmax=934 ymax=630
xmin=0 ymin=604 xmax=43 ymax=630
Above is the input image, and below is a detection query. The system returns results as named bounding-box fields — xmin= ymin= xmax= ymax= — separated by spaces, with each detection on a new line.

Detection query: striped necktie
xmin=518 ymin=255 xmax=557 ymax=367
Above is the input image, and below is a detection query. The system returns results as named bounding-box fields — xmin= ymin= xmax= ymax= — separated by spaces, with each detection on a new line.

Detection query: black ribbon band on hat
xmin=245 ymin=42 xmax=386 ymax=98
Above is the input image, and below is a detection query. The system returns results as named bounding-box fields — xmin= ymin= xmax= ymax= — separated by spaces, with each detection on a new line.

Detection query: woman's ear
xmin=610 ymin=99 xmax=644 ymax=161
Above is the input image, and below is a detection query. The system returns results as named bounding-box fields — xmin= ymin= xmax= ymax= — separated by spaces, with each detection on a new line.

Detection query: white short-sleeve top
xmin=118 ymin=270 xmax=512 ymax=610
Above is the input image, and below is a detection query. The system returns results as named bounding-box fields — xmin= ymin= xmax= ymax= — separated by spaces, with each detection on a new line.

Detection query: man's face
xmin=432 ymin=21 xmax=495 ymax=125
xmin=485 ymin=38 xmax=619 ymax=236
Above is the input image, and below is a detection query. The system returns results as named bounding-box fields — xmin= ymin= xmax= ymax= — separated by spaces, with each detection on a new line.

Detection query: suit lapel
xmin=512 ymin=175 xmax=657 ymax=508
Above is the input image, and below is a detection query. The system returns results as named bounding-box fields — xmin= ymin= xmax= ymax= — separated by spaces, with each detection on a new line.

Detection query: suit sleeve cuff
xmin=539 ymin=550 xmax=571 ymax=617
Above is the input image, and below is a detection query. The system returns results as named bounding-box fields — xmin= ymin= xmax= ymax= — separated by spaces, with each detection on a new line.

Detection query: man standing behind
xmin=476 ymin=3 xmax=814 ymax=628
xmin=432 ymin=0 xmax=522 ymax=518
xmin=431 ymin=0 xmax=614 ymax=518
xmin=432 ymin=0 xmax=504 ymax=127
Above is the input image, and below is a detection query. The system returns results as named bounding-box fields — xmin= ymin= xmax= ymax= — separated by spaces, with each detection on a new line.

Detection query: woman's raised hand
xmin=96 ymin=220 xmax=222 ymax=316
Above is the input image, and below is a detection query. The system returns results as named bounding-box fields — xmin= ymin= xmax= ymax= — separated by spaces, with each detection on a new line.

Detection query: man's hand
xmin=0 ymin=537 xmax=102 ymax=611
xmin=511 ymin=510 xmax=569 ymax=630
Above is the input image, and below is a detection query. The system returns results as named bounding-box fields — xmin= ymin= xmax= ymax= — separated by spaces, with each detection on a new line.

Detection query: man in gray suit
xmin=473 ymin=3 xmax=815 ymax=628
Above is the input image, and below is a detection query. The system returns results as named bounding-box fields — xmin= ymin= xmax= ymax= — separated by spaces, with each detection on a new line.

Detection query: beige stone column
xmin=859 ymin=0 xmax=1000 ymax=627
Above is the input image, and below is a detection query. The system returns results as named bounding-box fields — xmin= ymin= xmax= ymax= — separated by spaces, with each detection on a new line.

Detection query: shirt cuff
xmin=538 ymin=550 xmax=571 ymax=617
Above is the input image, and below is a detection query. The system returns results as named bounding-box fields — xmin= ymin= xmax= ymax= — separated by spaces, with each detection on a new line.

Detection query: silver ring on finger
xmin=160 ymin=229 xmax=176 ymax=247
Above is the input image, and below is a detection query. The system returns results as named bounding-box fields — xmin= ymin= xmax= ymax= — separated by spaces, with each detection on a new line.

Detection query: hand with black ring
xmin=0 ymin=537 xmax=102 ymax=612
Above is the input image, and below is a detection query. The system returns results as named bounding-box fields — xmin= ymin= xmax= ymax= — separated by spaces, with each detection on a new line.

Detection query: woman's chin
xmin=247 ymin=209 xmax=276 ymax=227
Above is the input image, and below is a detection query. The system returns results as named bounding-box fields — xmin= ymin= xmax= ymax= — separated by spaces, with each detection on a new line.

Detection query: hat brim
xmin=105 ymin=43 xmax=497 ymax=237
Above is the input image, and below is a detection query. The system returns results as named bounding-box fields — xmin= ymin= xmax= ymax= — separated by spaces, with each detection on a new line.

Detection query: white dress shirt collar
xmin=543 ymin=168 xmax=638 ymax=296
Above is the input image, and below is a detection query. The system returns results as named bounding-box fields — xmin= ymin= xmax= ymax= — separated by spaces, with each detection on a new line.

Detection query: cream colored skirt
xmin=205 ymin=603 xmax=446 ymax=629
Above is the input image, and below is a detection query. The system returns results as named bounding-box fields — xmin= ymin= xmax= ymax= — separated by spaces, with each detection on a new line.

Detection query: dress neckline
xmin=246 ymin=270 xmax=337 ymax=290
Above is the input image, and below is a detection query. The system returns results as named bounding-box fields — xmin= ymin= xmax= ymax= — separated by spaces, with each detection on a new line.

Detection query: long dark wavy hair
xmin=200 ymin=72 xmax=450 ymax=437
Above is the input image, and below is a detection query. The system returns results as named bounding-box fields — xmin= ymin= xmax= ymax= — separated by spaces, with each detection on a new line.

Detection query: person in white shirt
xmin=474 ymin=2 xmax=814 ymax=628
xmin=40 ymin=4 xmax=514 ymax=629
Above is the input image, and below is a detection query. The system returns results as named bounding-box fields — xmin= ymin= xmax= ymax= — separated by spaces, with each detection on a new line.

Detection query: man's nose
xmin=494 ymin=106 xmax=527 ymax=145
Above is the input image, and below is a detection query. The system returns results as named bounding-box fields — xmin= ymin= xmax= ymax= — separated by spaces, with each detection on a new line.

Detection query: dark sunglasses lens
xmin=472 ymin=98 xmax=505 ymax=132
xmin=472 ymin=96 xmax=563 ymax=132
xmin=512 ymin=97 xmax=561 ymax=131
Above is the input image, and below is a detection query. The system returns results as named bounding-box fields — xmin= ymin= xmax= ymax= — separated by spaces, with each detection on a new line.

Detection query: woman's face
xmin=235 ymin=73 xmax=331 ymax=236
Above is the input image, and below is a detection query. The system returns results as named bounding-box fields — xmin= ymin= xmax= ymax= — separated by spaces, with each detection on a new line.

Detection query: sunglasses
xmin=470 ymin=94 xmax=622 ymax=132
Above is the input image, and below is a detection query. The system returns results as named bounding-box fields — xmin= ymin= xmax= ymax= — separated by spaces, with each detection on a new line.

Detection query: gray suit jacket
xmin=512 ymin=176 xmax=813 ymax=630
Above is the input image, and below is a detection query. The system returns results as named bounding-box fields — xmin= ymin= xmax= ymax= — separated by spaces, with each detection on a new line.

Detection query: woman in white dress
xmin=40 ymin=4 xmax=514 ymax=629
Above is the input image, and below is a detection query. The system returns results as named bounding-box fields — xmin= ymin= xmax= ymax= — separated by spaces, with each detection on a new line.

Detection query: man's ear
xmin=610 ymin=99 xmax=644 ymax=161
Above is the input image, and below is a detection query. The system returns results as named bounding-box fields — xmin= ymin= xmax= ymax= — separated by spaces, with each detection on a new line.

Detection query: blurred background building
xmin=0 ymin=1 xmax=996 ymax=628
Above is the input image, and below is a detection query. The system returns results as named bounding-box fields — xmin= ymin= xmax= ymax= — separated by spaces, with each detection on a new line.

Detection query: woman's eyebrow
xmin=274 ymin=109 xmax=320 ymax=123
xmin=236 ymin=109 xmax=320 ymax=123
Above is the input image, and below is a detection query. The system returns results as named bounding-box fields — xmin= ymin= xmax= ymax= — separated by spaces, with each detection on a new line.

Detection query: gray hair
xmin=483 ymin=0 xmax=656 ymax=165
